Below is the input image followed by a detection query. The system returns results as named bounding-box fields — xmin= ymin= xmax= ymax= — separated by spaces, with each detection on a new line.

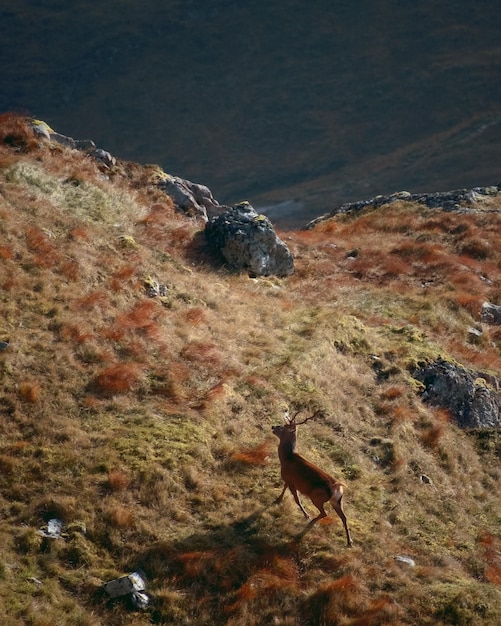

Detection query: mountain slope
xmin=1 ymin=114 xmax=501 ymax=625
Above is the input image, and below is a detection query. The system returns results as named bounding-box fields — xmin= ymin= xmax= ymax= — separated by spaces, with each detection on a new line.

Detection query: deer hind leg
xmin=309 ymin=489 xmax=329 ymax=525
xmin=331 ymin=494 xmax=353 ymax=547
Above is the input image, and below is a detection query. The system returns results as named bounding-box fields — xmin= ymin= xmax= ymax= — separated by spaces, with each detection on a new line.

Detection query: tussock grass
xmin=0 ymin=115 xmax=501 ymax=624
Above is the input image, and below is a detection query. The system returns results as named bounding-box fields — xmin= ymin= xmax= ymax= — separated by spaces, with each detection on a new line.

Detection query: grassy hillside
xmin=1 ymin=113 xmax=501 ymax=625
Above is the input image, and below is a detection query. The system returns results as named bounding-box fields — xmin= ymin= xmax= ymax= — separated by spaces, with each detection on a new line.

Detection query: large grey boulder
xmin=205 ymin=202 xmax=294 ymax=277
xmin=412 ymin=358 xmax=501 ymax=429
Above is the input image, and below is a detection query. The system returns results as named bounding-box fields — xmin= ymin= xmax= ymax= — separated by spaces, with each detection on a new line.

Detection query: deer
xmin=272 ymin=410 xmax=353 ymax=547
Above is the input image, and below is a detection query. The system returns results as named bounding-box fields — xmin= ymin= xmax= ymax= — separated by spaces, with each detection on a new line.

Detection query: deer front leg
xmin=289 ymin=485 xmax=310 ymax=519
xmin=274 ymin=484 xmax=287 ymax=505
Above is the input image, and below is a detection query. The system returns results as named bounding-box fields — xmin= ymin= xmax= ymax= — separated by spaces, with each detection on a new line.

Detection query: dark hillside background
xmin=2 ymin=0 xmax=501 ymax=226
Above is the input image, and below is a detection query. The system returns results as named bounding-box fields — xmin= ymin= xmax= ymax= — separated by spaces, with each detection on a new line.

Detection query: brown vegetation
xmin=0 ymin=114 xmax=501 ymax=624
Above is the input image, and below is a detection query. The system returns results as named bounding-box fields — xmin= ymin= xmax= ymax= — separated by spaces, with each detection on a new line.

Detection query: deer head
xmin=272 ymin=409 xmax=324 ymax=450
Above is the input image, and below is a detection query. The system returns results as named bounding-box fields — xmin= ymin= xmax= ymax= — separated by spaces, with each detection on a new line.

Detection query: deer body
xmin=272 ymin=419 xmax=353 ymax=547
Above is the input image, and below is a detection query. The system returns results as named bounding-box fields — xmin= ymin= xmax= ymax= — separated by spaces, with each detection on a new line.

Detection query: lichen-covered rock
xmin=205 ymin=202 xmax=294 ymax=277
xmin=481 ymin=302 xmax=501 ymax=325
xmin=157 ymin=175 xmax=229 ymax=221
xmin=412 ymin=358 xmax=501 ymax=429
xmin=30 ymin=119 xmax=96 ymax=151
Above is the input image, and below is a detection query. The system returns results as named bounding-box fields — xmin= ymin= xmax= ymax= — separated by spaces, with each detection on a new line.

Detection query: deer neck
xmin=278 ymin=435 xmax=298 ymax=461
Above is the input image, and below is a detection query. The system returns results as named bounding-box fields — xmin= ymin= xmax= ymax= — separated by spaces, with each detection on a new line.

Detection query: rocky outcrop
xmin=305 ymin=185 xmax=501 ymax=229
xmin=30 ymin=119 xmax=116 ymax=168
xmin=412 ymin=358 xmax=501 ymax=429
xmin=156 ymin=175 xmax=229 ymax=222
xmin=205 ymin=202 xmax=294 ymax=277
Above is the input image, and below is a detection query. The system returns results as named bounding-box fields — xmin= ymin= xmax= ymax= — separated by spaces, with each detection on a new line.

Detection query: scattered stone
xmin=103 ymin=571 xmax=150 ymax=609
xmin=467 ymin=327 xmax=483 ymax=344
xmin=394 ymin=555 xmax=416 ymax=567
xmin=90 ymin=148 xmax=116 ymax=168
xmin=118 ymin=235 xmax=139 ymax=249
xmin=144 ymin=276 xmax=167 ymax=298
xmin=37 ymin=518 xmax=63 ymax=539
xmin=412 ymin=358 xmax=501 ymax=429
xmin=0 ymin=341 xmax=9 ymax=351
xmin=205 ymin=202 xmax=295 ymax=277
xmin=420 ymin=474 xmax=432 ymax=485
xmin=481 ymin=302 xmax=501 ymax=325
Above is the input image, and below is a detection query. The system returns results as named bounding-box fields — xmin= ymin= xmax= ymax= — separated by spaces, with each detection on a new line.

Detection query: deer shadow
xmin=107 ymin=496 xmax=353 ymax=625
xmin=133 ymin=499 xmax=303 ymax=592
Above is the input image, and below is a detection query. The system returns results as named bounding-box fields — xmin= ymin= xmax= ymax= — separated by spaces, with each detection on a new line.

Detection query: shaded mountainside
xmin=1 ymin=114 xmax=501 ymax=625
xmin=3 ymin=1 xmax=501 ymax=227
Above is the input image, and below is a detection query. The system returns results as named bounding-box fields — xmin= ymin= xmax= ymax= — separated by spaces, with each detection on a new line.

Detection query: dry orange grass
xmin=92 ymin=362 xmax=145 ymax=395
xmin=452 ymin=292 xmax=485 ymax=317
xmin=480 ymin=532 xmax=501 ymax=587
xmin=112 ymin=299 xmax=164 ymax=339
xmin=180 ymin=341 xmax=222 ymax=367
xmin=183 ymin=306 xmax=208 ymax=325
xmin=25 ymin=225 xmax=61 ymax=268
xmin=304 ymin=575 xmax=368 ymax=624
xmin=60 ymin=322 xmax=94 ymax=344
xmin=421 ymin=421 xmax=448 ymax=450
xmin=107 ymin=469 xmax=131 ymax=492
xmin=0 ymin=112 xmax=40 ymax=151
xmin=107 ymin=505 xmax=135 ymax=529
xmin=18 ymin=381 xmax=41 ymax=403
xmin=231 ymin=441 xmax=272 ymax=465
xmin=73 ymin=290 xmax=110 ymax=311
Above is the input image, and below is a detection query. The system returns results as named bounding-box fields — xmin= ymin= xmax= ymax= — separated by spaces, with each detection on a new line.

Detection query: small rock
xmin=90 ymin=148 xmax=116 ymax=168
xmin=481 ymin=302 xmax=501 ymax=325
xmin=467 ymin=327 xmax=482 ymax=338
xmin=103 ymin=570 xmax=150 ymax=609
xmin=394 ymin=555 xmax=415 ymax=567
xmin=37 ymin=518 xmax=63 ymax=539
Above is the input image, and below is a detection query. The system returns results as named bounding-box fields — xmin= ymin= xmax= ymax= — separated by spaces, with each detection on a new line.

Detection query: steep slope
xmin=1 ymin=114 xmax=501 ymax=625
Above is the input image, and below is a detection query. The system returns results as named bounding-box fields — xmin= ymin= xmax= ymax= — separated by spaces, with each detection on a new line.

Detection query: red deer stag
xmin=272 ymin=410 xmax=353 ymax=547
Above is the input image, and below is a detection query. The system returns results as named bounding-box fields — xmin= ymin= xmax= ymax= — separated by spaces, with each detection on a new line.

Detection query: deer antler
xmin=284 ymin=409 xmax=302 ymax=424
xmin=294 ymin=409 xmax=325 ymax=426
xmin=286 ymin=409 xmax=323 ymax=426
